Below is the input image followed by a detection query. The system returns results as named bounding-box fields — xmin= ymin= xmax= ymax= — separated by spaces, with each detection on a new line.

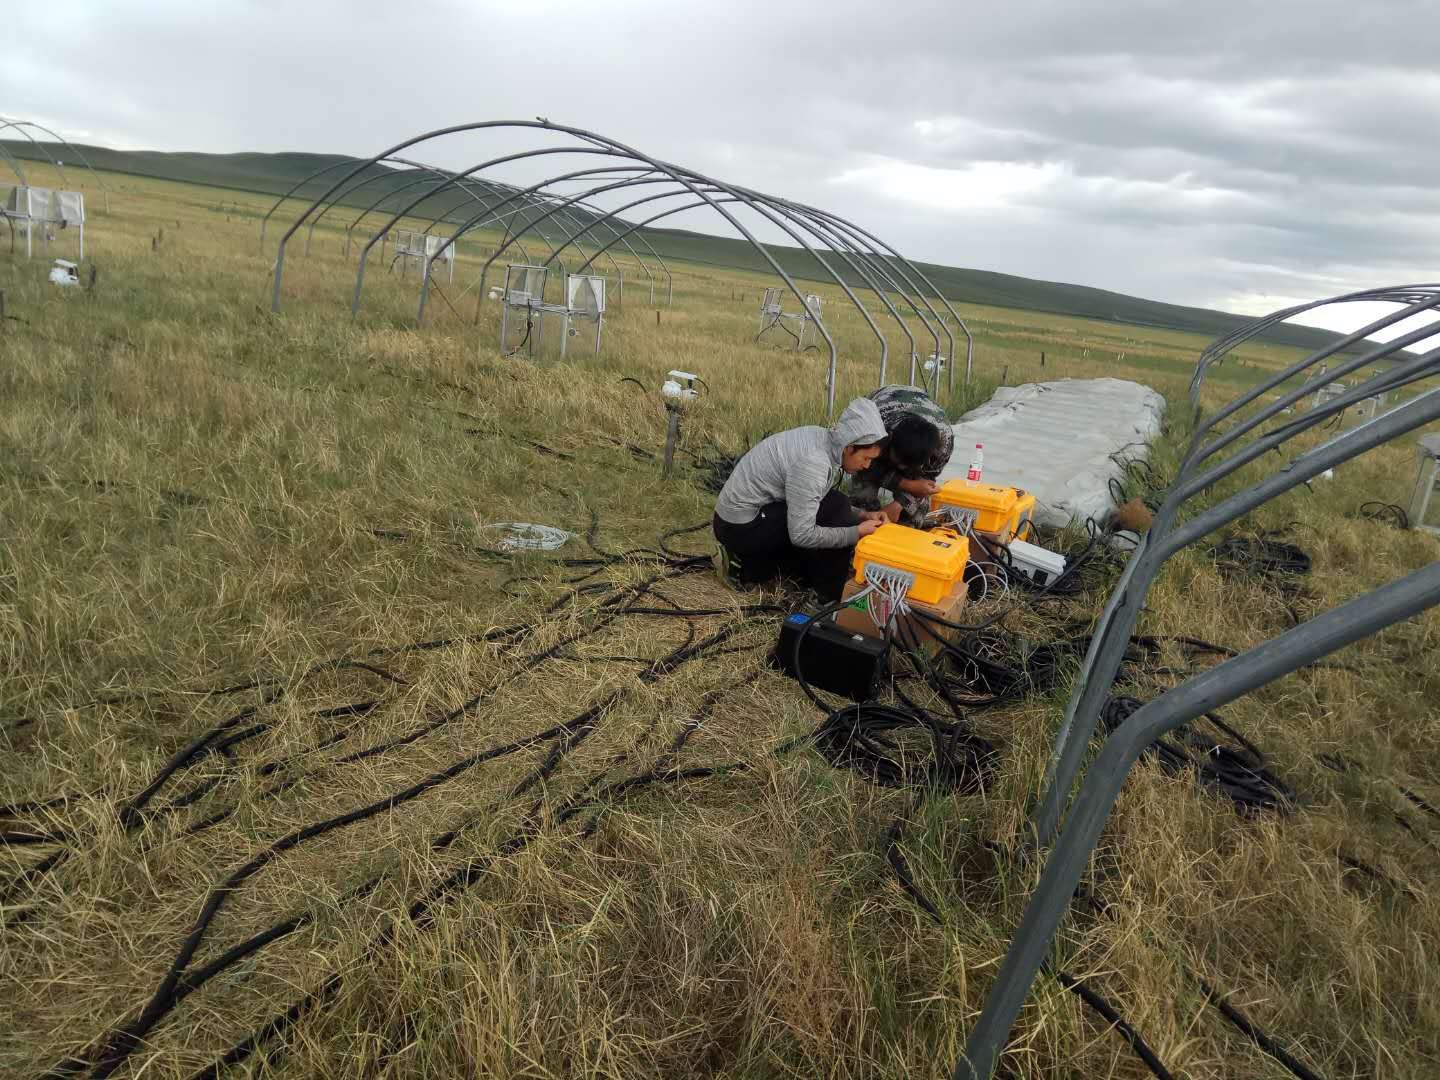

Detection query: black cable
xmin=1213 ymin=534 xmax=1312 ymax=596
xmin=1194 ymin=978 xmax=1327 ymax=1080
xmin=756 ymin=312 xmax=801 ymax=347
xmin=188 ymin=571 xmax=694 ymax=818
xmin=812 ymin=700 xmax=994 ymax=793
xmin=883 ymin=802 xmax=1174 ymax=1079
xmin=690 ymin=441 xmax=747 ymax=495
xmin=1065 ymin=883 xmax=1330 ymax=1080
xmin=658 ymin=520 xmax=713 ymax=561
xmin=10 ymin=571 xmax=699 ymax=910
xmin=502 ymin=312 xmax=534 ymax=357
xmin=1356 ymin=501 xmax=1410 ymax=530
xmin=1052 ymin=970 xmax=1178 ymax=1080
xmin=1099 ymin=697 xmax=1298 ymax=815
xmin=49 ymin=619 xmax=756 ymax=1080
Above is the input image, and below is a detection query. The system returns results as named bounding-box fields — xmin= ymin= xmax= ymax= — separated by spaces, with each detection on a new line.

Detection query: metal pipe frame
xmin=569 ymin=186 xmax=965 ymax=399
xmin=1188 ymin=284 xmax=1440 ymax=411
xmin=766 ymin=202 xmax=918 ymax=382
xmin=470 ymin=169 xmax=947 ymax=394
xmin=956 ymin=287 xmax=1440 ymax=1079
xmin=305 ymin=158 xmax=461 ymax=255
xmin=259 ymin=155 xmax=413 ymax=251
xmin=562 ymin=187 xmax=935 ymax=401
xmin=298 ymin=155 xmax=513 ymax=261
xmin=341 ymin=171 xmax=497 ymax=258
xmin=1181 ymin=294 xmax=1440 ymax=474
xmin=414 ymin=172 xmax=623 ymax=282
xmin=571 ymin=191 xmax=863 ymax=390
xmin=347 ymin=146 xmax=624 ymax=317
xmin=419 ymin=161 xmax=886 ymax=395
xmin=520 ymin=181 xmax=671 ymax=309
xmin=956 ymin=555 xmax=1440 ymax=1080
xmin=498 ymin=193 xmax=633 ymax=309
xmin=272 ymin=121 xmax=976 ymax=410
xmin=790 ymin=206 xmax=975 ymax=393
xmin=409 ymin=175 xmax=571 ymax=283
xmin=535 ymin=174 xmax=672 ymax=305
xmin=0 ymin=117 xmax=112 ymax=212
xmin=269 ymin=121 xmax=959 ymax=414
xmin=0 ymin=120 xmax=70 ymax=191
xmin=556 ymin=182 xmax=915 ymax=381
xmin=450 ymin=170 xmax=684 ymax=322
xmin=272 ymin=124 xmax=819 ymax=372
xmin=0 ymin=138 xmax=28 ymax=185
xmin=459 ymin=170 xmax=895 ymax=379
xmin=1037 ymin=319 xmax=1440 ymax=849
xmin=782 ymin=202 xmax=954 ymax=394
xmin=766 ymin=198 xmax=948 ymax=388
xmin=433 ymin=169 xmax=664 ymax=313
xmin=380 ymin=158 xmax=634 ymax=313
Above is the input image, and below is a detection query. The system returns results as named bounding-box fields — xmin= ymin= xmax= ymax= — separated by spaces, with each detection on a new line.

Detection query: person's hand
xmin=898 ymin=477 xmax=940 ymax=497
xmin=857 ymin=517 xmax=884 ymax=538
xmin=882 ymin=501 xmax=904 ymax=523
xmin=860 ymin=509 xmax=889 ymax=524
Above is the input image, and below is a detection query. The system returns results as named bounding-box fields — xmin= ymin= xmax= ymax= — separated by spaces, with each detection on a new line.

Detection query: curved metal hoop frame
xmin=0 ymin=117 xmax=112 ymax=211
xmin=268 ymin=120 xmax=974 ymax=413
xmin=956 ymin=286 xmax=1440 ymax=1080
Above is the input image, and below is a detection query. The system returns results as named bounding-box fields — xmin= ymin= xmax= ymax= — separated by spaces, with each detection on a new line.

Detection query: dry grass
xmin=2 ymin=161 xmax=1438 ymax=1079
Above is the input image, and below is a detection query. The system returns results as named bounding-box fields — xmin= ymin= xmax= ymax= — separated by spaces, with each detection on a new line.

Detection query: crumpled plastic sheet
xmin=940 ymin=378 xmax=1166 ymax=530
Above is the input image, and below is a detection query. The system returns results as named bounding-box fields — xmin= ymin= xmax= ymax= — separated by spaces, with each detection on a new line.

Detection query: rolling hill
xmin=0 ymin=140 xmax=1382 ymax=355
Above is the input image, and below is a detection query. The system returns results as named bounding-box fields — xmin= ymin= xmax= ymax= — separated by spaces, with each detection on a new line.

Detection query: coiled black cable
xmin=1213 ymin=533 xmax=1312 ymax=592
xmin=1356 ymin=501 xmax=1410 ymax=530
xmin=1099 ymin=696 xmax=1298 ymax=815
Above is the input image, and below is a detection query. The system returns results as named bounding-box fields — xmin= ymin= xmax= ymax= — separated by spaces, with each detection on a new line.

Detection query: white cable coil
xmin=482 ymin=522 xmax=574 ymax=552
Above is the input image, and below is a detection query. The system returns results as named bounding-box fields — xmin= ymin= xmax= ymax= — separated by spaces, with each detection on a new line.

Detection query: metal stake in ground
xmin=663 ymin=403 xmax=681 ymax=479
xmin=660 ymin=371 xmax=702 ymax=479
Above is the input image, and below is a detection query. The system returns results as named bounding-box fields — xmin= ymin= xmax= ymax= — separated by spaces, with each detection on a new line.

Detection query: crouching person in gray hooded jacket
xmin=712 ymin=397 xmax=890 ymax=600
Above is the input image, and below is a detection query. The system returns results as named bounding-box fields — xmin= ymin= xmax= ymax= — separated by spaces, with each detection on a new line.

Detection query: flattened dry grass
xmin=2 ymin=161 xmax=1438 ymax=1079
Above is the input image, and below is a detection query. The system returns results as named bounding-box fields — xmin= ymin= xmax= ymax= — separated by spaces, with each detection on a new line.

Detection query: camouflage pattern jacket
xmin=847 ymin=384 xmax=955 ymax=527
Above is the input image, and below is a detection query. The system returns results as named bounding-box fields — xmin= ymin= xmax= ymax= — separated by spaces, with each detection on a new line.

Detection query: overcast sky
xmin=5 ymin=0 xmax=1438 ymax=334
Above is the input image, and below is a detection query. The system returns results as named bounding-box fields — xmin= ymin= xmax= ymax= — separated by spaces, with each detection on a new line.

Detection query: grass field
xmin=3 ymin=160 xmax=1439 ymax=1080
xmin=0 ymin=139 xmax=1396 ymax=357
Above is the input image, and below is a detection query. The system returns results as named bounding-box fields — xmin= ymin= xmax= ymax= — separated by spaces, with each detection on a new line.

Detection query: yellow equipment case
xmin=852 ymin=523 xmax=969 ymax=604
xmin=932 ymin=480 xmax=1036 ymax=543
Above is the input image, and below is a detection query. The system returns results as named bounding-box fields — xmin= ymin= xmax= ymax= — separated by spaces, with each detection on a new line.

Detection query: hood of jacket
xmin=827 ymin=396 xmax=888 ymax=463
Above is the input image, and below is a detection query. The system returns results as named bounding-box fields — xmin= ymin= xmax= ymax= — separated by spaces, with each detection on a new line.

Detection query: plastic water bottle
xmin=966 ymin=442 xmax=984 ymax=483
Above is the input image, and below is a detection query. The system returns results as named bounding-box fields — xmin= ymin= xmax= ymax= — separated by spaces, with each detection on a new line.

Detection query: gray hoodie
xmin=714 ymin=397 xmax=887 ymax=549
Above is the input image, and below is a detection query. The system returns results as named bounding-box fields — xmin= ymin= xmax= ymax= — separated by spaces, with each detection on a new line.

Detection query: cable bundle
xmin=1212 ymin=533 xmax=1312 ymax=593
xmin=1356 ymin=501 xmax=1410 ymax=530
xmin=812 ymin=702 xmax=996 ymax=793
xmin=1100 ymin=696 xmax=1299 ymax=815
xmin=685 ymin=439 xmax=751 ymax=495
xmin=990 ymin=518 xmax=1129 ymax=600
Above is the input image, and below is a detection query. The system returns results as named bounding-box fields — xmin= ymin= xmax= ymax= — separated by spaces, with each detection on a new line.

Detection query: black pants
xmin=712 ymin=490 xmax=858 ymax=601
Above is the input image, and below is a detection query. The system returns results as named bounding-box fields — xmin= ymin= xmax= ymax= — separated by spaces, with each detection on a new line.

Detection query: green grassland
xmin=0 ymin=139 xmax=1397 ymax=355
xmin=2 ymin=159 xmax=1438 ymax=1080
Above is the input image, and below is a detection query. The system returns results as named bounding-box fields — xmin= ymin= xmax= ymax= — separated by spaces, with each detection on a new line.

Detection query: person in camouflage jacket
xmin=847 ymin=384 xmax=955 ymax=527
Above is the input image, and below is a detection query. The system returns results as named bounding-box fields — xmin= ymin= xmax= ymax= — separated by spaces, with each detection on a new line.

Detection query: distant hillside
xmin=0 ymin=140 xmax=1377 ymax=355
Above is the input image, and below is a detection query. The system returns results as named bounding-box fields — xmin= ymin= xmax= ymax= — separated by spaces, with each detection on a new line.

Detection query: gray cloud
xmin=3 ymin=0 xmax=1437 ymax=326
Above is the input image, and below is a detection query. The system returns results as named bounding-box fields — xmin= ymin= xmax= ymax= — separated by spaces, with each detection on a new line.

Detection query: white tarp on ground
xmin=939 ymin=377 xmax=1167 ymax=529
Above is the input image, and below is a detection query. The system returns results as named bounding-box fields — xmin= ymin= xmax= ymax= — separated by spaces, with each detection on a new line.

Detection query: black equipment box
xmin=772 ymin=612 xmax=886 ymax=702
